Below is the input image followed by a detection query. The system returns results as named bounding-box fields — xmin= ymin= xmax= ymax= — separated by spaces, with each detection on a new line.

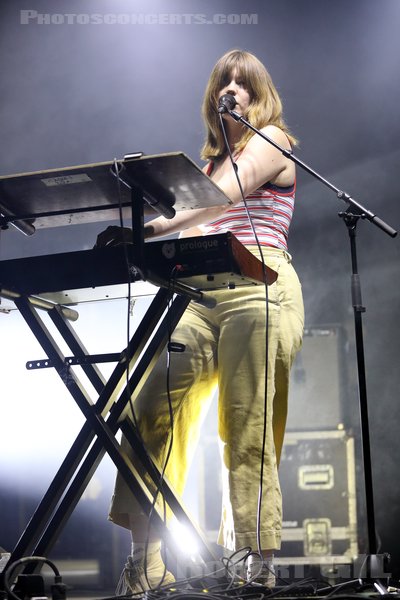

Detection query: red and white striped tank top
xmin=201 ymin=162 xmax=295 ymax=250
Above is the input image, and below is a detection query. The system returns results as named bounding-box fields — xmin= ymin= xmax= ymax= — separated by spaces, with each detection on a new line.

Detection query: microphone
xmin=218 ymin=93 xmax=237 ymax=114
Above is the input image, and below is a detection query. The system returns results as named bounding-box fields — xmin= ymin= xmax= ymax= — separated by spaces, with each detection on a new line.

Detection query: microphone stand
xmin=225 ymin=107 xmax=397 ymax=591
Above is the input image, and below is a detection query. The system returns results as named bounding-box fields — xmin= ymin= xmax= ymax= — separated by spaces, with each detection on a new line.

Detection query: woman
xmin=108 ymin=49 xmax=304 ymax=592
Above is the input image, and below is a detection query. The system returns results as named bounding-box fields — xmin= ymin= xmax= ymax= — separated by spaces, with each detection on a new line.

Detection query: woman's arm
xmin=144 ymin=205 xmax=229 ymax=239
xmin=145 ymin=125 xmax=294 ymax=239
xmin=179 ymin=225 xmax=204 ymax=239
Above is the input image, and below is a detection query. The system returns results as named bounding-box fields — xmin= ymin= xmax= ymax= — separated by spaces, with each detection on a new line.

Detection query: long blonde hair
xmin=200 ymin=49 xmax=297 ymax=161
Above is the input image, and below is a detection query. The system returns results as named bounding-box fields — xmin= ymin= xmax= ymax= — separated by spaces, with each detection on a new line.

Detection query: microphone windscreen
xmin=218 ymin=94 xmax=237 ymax=113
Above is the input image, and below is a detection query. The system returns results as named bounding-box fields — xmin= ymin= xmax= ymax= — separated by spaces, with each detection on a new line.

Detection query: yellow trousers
xmin=109 ymin=247 xmax=304 ymax=551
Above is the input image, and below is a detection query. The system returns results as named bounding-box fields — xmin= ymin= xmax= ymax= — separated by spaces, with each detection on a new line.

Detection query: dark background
xmin=1 ymin=0 xmax=399 ymax=586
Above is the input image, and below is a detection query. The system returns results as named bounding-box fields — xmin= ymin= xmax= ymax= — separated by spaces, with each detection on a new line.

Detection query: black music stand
xmin=0 ymin=152 xmax=231 ymax=231
xmin=0 ymin=153 xmax=235 ymax=586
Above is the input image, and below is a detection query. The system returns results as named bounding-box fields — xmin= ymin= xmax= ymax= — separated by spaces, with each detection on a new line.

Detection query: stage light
xmin=169 ymin=518 xmax=200 ymax=559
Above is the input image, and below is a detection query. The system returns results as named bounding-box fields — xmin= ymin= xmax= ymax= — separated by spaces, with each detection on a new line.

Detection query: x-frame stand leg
xmin=4 ymin=287 xmax=218 ymax=583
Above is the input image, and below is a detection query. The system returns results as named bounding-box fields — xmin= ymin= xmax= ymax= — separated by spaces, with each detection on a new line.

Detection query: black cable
xmin=322 ymin=578 xmax=365 ymax=598
xmin=113 ymin=159 xmax=159 ymax=592
xmin=3 ymin=556 xmax=62 ymax=600
xmin=109 ymin=171 xmax=230 ymax=595
xmin=220 ymin=547 xmax=252 ymax=589
xmin=111 ymin=159 xmax=139 ymax=435
xmin=142 ymin=267 xmax=182 ymax=591
xmin=111 ymin=142 xmax=281 ymax=595
xmin=113 ymin=160 xmax=170 ymax=521
xmin=112 ymin=160 xmax=167 ymax=592
xmin=218 ymin=113 xmax=270 ymax=562
xmin=94 ymin=556 xmax=344 ymax=600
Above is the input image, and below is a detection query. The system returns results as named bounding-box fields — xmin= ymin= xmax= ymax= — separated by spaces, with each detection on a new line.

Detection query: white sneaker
xmin=246 ymin=555 xmax=276 ymax=588
xmin=116 ymin=554 xmax=175 ymax=595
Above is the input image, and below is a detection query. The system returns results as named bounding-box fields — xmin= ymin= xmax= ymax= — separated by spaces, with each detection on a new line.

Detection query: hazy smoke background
xmin=1 ymin=0 xmax=399 ymax=583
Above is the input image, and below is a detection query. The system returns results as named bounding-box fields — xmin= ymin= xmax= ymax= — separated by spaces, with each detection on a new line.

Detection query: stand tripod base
xmin=358 ymin=553 xmax=391 ymax=594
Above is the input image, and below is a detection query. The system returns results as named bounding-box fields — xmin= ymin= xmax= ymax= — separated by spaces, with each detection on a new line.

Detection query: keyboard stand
xmin=0 ymin=153 xmax=251 ymax=588
xmin=4 ymin=285 xmax=219 ymax=581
